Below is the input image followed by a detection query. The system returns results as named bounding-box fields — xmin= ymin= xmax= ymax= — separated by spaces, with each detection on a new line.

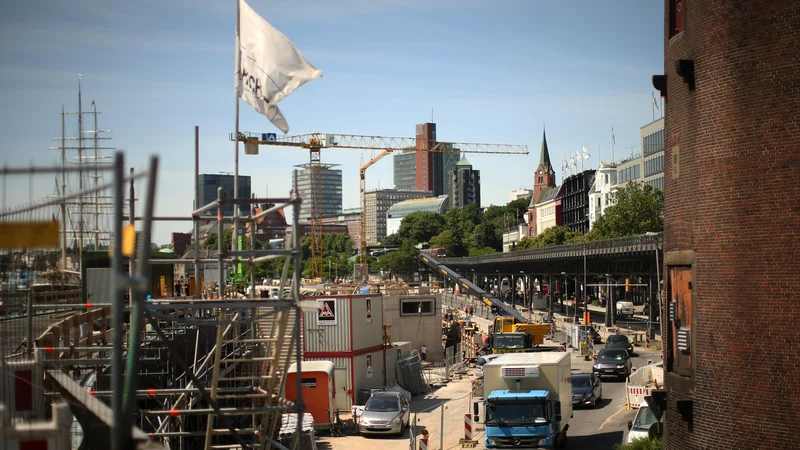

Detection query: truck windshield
xmin=487 ymin=402 xmax=547 ymax=425
xmin=493 ymin=335 xmax=526 ymax=349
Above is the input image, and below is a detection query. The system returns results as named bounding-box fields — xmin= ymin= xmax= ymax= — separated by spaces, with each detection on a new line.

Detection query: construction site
xmin=0 ymin=80 xmax=529 ymax=450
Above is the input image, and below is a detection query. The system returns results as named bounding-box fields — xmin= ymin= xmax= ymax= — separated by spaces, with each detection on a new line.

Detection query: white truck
xmin=476 ymin=352 xmax=572 ymax=449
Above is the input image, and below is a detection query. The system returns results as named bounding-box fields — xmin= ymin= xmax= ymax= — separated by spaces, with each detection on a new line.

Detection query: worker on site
xmin=420 ymin=344 xmax=428 ymax=362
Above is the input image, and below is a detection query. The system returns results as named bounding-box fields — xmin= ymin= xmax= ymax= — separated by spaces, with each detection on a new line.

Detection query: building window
xmin=400 ymin=297 xmax=436 ymax=316
xmin=670 ymin=0 xmax=684 ymax=38
xmin=604 ymin=174 xmax=609 ymax=184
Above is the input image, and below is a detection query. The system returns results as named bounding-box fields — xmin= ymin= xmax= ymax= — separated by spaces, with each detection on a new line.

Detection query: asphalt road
xmin=467 ymin=313 xmax=661 ymax=449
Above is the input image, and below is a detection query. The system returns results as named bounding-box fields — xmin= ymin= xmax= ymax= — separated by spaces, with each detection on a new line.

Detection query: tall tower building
xmin=295 ymin=163 xmax=343 ymax=222
xmin=413 ymin=122 xmax=460 ymax=196
xmin=658 ymin=1 xmax=800 ymax=449
xmin=526 ymin=130 xmax=557 ymax=237
xmin=198 ymin=174 xmax=252 ymax=217
xmin=449 ymin=156 xmax=481 ymax=210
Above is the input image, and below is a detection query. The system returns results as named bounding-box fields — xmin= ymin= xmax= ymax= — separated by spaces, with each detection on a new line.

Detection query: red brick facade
xmin=661 ymin=1 xmax=800 ymax=449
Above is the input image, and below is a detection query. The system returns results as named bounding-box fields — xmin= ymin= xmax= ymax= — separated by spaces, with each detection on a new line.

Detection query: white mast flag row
xmin=581 ymin=146 xmax=591 ymax=160
xmin=235 ymin=0 xmax=323 ymax=133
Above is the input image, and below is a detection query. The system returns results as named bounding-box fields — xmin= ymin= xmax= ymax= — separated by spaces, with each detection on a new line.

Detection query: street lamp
xmin=606 ymin=274 xmax=613 ymax=326
xmin=560 ymin=271 xmax=568 ymax=315
xmin=645 ymin=232 xmax=661 ymax=340
xmin=583 ymin=244 xmax=588 ymax=323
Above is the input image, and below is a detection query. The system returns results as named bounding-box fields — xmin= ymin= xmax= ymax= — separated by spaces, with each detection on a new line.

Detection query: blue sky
xmin=0 ymin=0 xmax=664 ymax=244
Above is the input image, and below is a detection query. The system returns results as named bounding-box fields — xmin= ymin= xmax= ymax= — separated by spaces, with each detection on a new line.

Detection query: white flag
xmin=652 ymin=92 xmax=660 ymax=111
xmin=576 ymin=150 xmax=582 ymax=162
xmin=236 ymin=0 xmax=322 ymax=133
xmin=582 ymin=145 xmax=591 ymax=160
xmin=569 ymin=154 xmax=576 ymax=169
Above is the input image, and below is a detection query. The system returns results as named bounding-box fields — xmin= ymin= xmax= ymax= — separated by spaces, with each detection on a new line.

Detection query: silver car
xmin=358 ymin=392 xmax=410 ymax=437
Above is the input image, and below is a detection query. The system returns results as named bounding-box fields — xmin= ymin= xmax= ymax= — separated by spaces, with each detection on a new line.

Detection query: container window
xmin=400 ymin=298 xmax=435 ymax=316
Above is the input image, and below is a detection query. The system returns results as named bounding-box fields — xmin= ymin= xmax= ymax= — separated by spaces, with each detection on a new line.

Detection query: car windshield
xmin=608 ymin=336 xmax=630 ymax=344
xmin=598 ymin=350 xmax=627 ymax=361
xmin=487 ymin=402 xmax=547 ymax=425
xmin=571 ymin=376 xmax=591 ymax=388
xmin=633 ymin=406 xmax=659 ymax=430
xmin=365 ymin=397 xmax=399 ymax=412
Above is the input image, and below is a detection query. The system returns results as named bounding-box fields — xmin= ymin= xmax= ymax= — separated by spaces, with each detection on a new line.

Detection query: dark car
xmin=592 ymin=348 xmax=632 ymax=380
xmin=606 ymin=334 xmax=635 ymax=356
xmin=571 ymin=373 xmax=603 ymax=408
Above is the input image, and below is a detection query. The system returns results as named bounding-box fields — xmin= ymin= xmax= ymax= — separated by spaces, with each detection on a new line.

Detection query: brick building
xmin=657 ymin=1 xmax=800 ymax=449
xmin=526 ymin=130 xmax=557 ymax=237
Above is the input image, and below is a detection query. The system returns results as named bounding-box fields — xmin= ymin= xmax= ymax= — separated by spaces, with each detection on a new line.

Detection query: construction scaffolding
xmin=1 ymin=146 xmax=310 ymax=449
xmin=0 ymin=152 xmax=161 ymax=450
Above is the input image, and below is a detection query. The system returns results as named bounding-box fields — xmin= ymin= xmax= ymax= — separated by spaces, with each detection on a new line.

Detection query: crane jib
xmin=417 ymin=253 xmax=528 ymax=324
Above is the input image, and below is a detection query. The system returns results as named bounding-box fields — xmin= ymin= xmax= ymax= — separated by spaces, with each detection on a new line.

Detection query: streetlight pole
xmin=645 ymin=232 xmax=661 ymax=340
xmin=604 ymin=273 xmax=613 ymax=327
xmin=561 ymin=272 xmax=568 ymax=315
xmin=583 ymin=245 xmax=588 ymax=323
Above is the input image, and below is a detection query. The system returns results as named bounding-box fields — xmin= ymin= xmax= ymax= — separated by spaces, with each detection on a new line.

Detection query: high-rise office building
xmin=413 ymin=122 xmax=460 ymax=197
xmin=364 ymin=189 xmax=431 ymax=244
xmin=198 ymin=174 xmax=252 ymax=217
xmin=393 ymin=150 xmax=417 ymax=191
xmin=295 ymin=163 xmax=343 ymax=223
xmin=448 ymin=156 xmax=481 ymax=210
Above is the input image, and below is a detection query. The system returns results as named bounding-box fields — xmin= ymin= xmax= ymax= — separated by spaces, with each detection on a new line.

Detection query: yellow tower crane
xmin=231 ymin=132 xmax=528 ymax=279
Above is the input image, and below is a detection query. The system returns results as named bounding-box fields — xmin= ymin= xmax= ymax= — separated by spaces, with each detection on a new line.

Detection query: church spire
xmin=539 ymin=128 xmax=553 ymax=173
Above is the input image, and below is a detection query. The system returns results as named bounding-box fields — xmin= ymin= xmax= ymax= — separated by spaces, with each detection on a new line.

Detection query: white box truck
xmin=477 ymin=352 xmax=572 ymax=449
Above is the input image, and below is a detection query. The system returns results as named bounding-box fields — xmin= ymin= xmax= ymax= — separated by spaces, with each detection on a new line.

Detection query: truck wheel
xmin=559 ymin=430 xmax=568 ymax=448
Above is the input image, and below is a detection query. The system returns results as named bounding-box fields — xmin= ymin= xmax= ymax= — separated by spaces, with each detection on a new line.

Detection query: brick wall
xmin=662 ymin=1 xmax=800 ymax=449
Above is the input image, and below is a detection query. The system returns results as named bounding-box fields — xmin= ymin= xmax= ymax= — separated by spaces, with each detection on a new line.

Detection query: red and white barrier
xmin=464 ymin=413 xmax=473 ymax=440
xmin=625 ymin=362 xmax=664 ymax=409
xmin=419 ymin=437 xmax=429 ymax=450
xmin=1 ymin=359 xmax=44 ymax=419
xmin=0 ymin=403 xmax=73 ymax=450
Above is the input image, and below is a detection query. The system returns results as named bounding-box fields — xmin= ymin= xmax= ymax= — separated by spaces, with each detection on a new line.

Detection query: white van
xmin=499 ymin=278 xmax=511 ymax=296
xmin=625 ymin=404 xmax=662 ymax=443
xmin=616 ymin=301 xmax=635 ymax=318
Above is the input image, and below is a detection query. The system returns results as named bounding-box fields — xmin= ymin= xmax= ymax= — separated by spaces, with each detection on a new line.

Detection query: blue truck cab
xmin=485 ymin=390 xmax=566 ymax=449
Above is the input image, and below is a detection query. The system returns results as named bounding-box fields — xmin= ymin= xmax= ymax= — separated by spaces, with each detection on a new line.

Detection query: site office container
xmin=303 ymin=294 xmax=386 ymax=410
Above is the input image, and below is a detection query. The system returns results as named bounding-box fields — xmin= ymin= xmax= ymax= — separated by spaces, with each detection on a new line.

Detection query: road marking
xmin=599 ymin=405 xmax=628 ymax=431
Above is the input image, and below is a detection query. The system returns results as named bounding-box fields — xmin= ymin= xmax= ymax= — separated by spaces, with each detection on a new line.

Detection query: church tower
xmin=527 ymin=129 xmax=557 ymax=237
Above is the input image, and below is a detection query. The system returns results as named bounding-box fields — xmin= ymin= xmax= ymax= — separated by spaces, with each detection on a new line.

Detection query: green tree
xmin=505 ymin=198 xmax=531 ymax=222
xmin=397 ymin=211 xmax=446 ymax=243
xmin=517 ymin=226 xmax=581 ymax=249
xmin=375 ymin=239 xmax=418 ymax=278
xmin=430 ymin=229 xmax=467 ymax=257
xmin=473 ymin=221 xmax=501 ymax=250
xmin=381 ymin=233 xmax=403 ymax=246
xmin=202 ymin=233 xmax=218 ymax=250
xmin=469 ymin=246 xmax=498 ymax=256
xmin=592 ymin=182 xmax=664 ymax=239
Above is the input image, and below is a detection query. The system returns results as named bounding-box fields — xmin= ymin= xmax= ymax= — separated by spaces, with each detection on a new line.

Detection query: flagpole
xmin=233 ymin=0 xmax=241 ymax=253
xmin=652 ymin=93 xmax=655 ymax=122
